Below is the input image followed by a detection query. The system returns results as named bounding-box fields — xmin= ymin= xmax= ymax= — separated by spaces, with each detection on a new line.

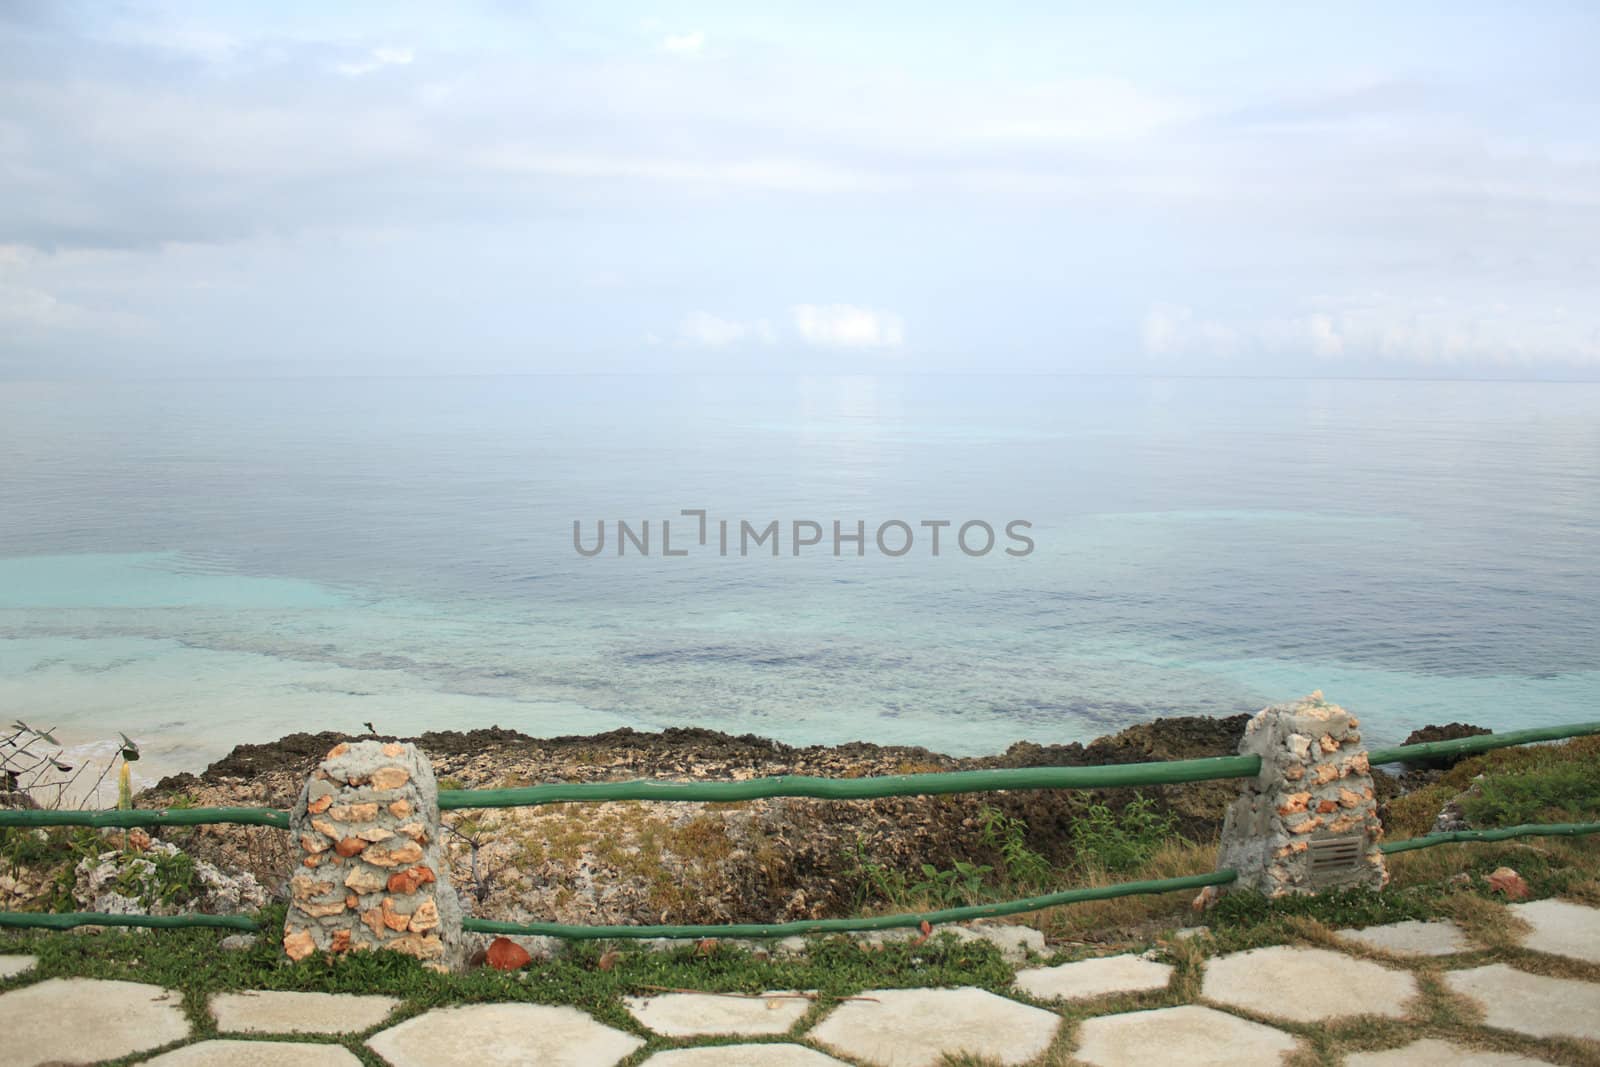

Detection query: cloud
xmin=660 ymin=31 xmax=705 ymax=56
xmin=336 ymin=46 xmax=414 ymax=78
xmin=1141 ymin=300 xmax=1600 ymax=368
xmin=675 ymin=311 xmax=775 ymax=348
xmin=791 ymin=304 xmax=904 ymax=349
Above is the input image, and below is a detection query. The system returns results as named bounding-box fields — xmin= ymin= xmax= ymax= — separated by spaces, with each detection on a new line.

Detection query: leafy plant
xmin=1459 ymin=761 xmax=1600 ymax=827
xmin=908 ymin=860 xmax=993 ymax=908
xmin=1070 ymin=793 xmax=1182 ymax=873
xmin=113 ymin=849 xmax=197 ymax=908
xmin=976 ymin=806 xmax=1054 ymax=890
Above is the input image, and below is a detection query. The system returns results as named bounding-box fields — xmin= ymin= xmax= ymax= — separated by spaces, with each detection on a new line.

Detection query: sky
xmin=0 ymin=1 xmax=1597 ymax=379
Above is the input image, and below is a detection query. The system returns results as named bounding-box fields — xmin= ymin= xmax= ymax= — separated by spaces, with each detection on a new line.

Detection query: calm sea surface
xmin=1 ymin=375 xmax=1596 ymax=779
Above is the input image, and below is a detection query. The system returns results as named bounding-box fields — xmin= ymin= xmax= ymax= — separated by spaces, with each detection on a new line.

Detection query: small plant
xmin=976 ymin=806 xmax=1054 ymax=890
xmin=1070 ymin=793 xmax=1182 ymax=873
xmin=1460 ymin=761 xmax=1600 ymax=827
xmin=113 ymin=849 xmax=197 ymax=908
xmin=907 ymin=860 xmax=993 ymax=908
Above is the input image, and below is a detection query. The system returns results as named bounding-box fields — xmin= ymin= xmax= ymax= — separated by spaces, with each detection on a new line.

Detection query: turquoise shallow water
xmin=1 ymin=375 xmax=1596 ymax=778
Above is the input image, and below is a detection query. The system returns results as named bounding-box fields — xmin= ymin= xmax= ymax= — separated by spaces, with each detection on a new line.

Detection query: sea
xmin=1 ymin=374 xmax=1596 ymax=785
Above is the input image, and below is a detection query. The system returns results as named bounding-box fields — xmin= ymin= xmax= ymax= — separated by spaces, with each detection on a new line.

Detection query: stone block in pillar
xmin=283 ymin=741 xmax=463 ymax=970
xmin=1217 ymin=692 xmax=1386 ymax=897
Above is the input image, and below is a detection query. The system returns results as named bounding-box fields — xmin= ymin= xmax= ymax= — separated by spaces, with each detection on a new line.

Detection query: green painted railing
xmin=1367 ymin=721 xmax=1600 ymax=766
xmin=435 ymin=754 xmax=1265 ymax=810
xmin=1378 ymin=820 xmax=1600 ymax=854
xmin=0 ymin=806 xmax=290 ymax=830
xmin=2 ymin=718 xmax=1597 ymax=940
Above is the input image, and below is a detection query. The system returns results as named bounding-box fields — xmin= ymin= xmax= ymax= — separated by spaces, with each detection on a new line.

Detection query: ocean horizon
xmin=3 ymin=373 xmax=1597 ymax=785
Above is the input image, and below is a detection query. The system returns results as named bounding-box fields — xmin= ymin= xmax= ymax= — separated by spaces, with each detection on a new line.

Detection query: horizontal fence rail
xmin=1367 ymin=720 xmax=1600 ymax=765
xmin=435 ymin=755 xmax=1265 ymax=810
xmin=1378 ymin=820 xmax=1600 ymax=854
xmin=457 ymin=870 xmax=1239 ymax=940
xmin=0 ymin=806 xmax=290 ymax=830
xmin=2 ymin=718 xmax=1597 ymax=941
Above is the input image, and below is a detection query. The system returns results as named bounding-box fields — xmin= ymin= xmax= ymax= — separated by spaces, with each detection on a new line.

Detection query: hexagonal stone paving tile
xmin=644 ymin=1045 xmax=851 ymax=1066
xmin=0 ymin=954 xmax=36 ymax=980
xmin=141 ymin=1039 xmax=365 ymax=1066
xmin=367 ymin=1003 xmax=645 ymax=1066
xmin=1074 ymin=1005 xmax=1298 ymax=1067
xmin=624 ymin=990 xmax=811 ymax=1036
xmin=1337 ymin=920 xmax=1471 ymax=957
xmin=1444 ymin=963 xmax=1600 ymax=1041
xmin=1344 ymin=1038 xmax=1553 ymax=1066
xmin=809 ymin=987 xmax=1059 ymax=1067
xmin=1013 ymin=954 xmax=1172 ymax=1001
xmin=1201 ymin=945 xmax=1417 ymax=1022
xmin=211 ymin=989 xmax=402 ymax=1034
xmin=0 ymin=977 xmax=190 ymax=1067
xmin=1511 ymin=899 xmax=1600 ymax=964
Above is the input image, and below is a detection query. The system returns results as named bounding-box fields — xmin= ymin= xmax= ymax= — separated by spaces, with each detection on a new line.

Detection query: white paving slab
xmin=140 ymin=1039 xmax=365 ymax=1066
xmin=644 ymin=1045 xmax=851 ymax=1066
xmin=211 ymin=989 xmax=401 ymax=1034
xmin=624 ymin=991 xmax=811 ymax=1036
xmin=1511 ymin=899 xmax=1600 ymax=964
xmin=367 ymin=1002 xmax=645 ymax=1067
xmin=1345 ymin=1038 xmax=1552 ymax=1066
xmin=0 ymin=977 xmax=190 ymax=1067
xmin=809 ymin=987 xmax=1059 ymax=1067
xmin=1338 ymin=920 xmax=1471 ymax=957
xmin=1013 ymin=954 xmax=1172 ymax=1001
xmin=0 ymin=954 xmax=36 ymax=979
xmin=1444 ymin=964 xmax=1600 ymax=1041
xmin=1074 ymin=1005 xmax=1298 ymax=1067
xmin=1202 ymin=945 xmax=1418 ymax=1022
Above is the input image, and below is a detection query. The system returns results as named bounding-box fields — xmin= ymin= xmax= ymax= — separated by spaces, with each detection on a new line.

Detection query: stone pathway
xmin=3 ymin=898 xmax=1600 ymax=1065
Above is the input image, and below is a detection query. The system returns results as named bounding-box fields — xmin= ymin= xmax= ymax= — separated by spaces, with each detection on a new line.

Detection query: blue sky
xmin=1 ymin=1 xmax=1596 ymax=378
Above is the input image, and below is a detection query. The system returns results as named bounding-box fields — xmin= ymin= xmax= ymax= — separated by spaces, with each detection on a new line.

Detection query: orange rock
xmin=327 ymin=742 xmax=350 ymax=759
xmin=388 ymin=799 xmax=412 ymax=818
xmin=330 ymin=929 xmax=351 ymax=953
xmin=303 ymin=855 xmax=323 ymax=868
xmin=1276 ymin=792 xmax=1311 ymax=816
xmin=1487 ymin=867 xmax=1531 ymax=900
xmin=408 ymin=899 xmax=440 ymax=932
xmin=1318 ymin=734 xmax=1339 ymax=753
xmin=383 ymin=743 xmax=406 ymax=757
xmin=346 ymin=894 xmax=359 ymax=910
xmin=381 ymin=897 xmax=411 ymax=932
xmin=486 ymin=937 xmax=532 ymax=971
xmin=335 ymin=836 xmax=368 ymax=858
xmin=307 ymin=795 xmax=333 ymax=815
xmin=1283 ymin=764 xmax=1305 ymax=781
xmin=1313 ymin=763 xmax=1340 ymax=785
xmin=1338 ymin=788 xmax=1362 ymax=809
xmin=128 ymin=828 xmax=152 ymax=851
xmin=386 ymin=865 xmax=437 ymax=895
xmin=310 ymin=818 xmax=340 ymax=840
xmin=331 ymin=803 xmax=380 ymax=822
xmin=370 ymin=766 xmax=411 ymax=791
xmin=1316 ymin=799 xmax=1339 ymax=814
xmin=358 ymin=827 xmax=395 ymax=843
xmin=397 ymin=823 xmax=428 ymax=844
xmin=300 ymin=833 xmax=330 ymax=854
xmin=364 ymin=841 xmax=424 ymax=868
xmin=1287 ymin=815 xmax=1323 ymax=834
xmin=283 ymin=928 xmax=316 ymax=961
xmin=362 ymin=906 xmax=387 ymax=938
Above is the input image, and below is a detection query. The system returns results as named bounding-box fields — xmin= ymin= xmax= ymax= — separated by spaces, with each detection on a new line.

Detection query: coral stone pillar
xmin=284 ymin=741 xmax=462 ymax=969
xmin=1217 ymin=692 xmax=1387 ymax=897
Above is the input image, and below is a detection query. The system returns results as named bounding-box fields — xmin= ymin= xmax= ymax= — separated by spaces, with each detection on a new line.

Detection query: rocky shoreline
xmin=7 ymin=716 xmax=1480 ymax=938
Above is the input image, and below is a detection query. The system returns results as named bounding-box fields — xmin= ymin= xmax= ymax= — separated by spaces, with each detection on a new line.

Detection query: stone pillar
xmin=1217 ymin=692 xmax=1387 ymax=897
xmin=284 ymin=741 xmax=463 ymax=970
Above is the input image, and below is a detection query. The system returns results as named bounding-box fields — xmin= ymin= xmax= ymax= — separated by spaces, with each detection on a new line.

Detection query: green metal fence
xmin=3 ymin=720 xmax=1598 ymax=939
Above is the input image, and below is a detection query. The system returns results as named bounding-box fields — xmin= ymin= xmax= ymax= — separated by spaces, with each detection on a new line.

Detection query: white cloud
xmin=660 ymin=31 xmax=705 ymax=56
xmin=336 ymin=47 xmax=414 ymax=78
xmin=675 ymin=311 xmax=774 ymax=348
xmin=1140 ymin=300 xmax=1600 ymax=367
xmin=791 ymin=304 xmax=904 ymax=350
